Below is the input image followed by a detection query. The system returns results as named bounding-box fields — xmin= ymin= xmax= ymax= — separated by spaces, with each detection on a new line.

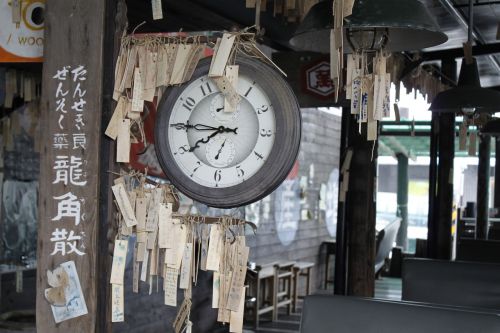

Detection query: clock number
xmin=190 ymin=161 xmax=202 ymax=177
xmin=200 ymin=82 xmax=213 ymax=96
xmin=257 ymin=105 xmax=269 ymax=115
xmin=182 ymin=97 xmax=196 ymax=111
xmin=176 ymin=145 xmax=190 ymax=155
xmin=260 ymin=129 xmax=273 ymax=137
xmin=254 ymin=151 xmax=264 ymax=160
xmin=236 ymin=165 xmax=245 ymax=178
xmin=214 ymin=169 xmax=222 ymax=186
xmin=244 ymin=86 xmax=253 ymax=97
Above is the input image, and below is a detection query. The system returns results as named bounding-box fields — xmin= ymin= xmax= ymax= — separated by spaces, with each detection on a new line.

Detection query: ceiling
xmin=125 ymin=0 xmax=500 ymax=86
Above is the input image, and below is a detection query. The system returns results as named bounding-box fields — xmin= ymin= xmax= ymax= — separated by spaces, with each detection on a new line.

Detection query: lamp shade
xmin=429 ymin=58 xmax=500 ymax=114
xmin=480 ymin=119 xmax=500 ymax=136
xmin=289 ymin=0 xmax=447 ymax=53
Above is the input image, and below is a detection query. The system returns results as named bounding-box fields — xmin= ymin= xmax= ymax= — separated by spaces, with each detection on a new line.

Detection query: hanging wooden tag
xmin=182 ymin=45 xmax=204 ymax=83
xmin=212 ymin=271 xmax=220 ymax=308
xmin=164 ymin=267 xmax=179 ymax=306
xmin=123 ymin=46 xmax=138 ymax=90
xmin=142 ymin=50 xmax=158 ymax=101
xmin=133 ymin=246 xmax=140 ymax=293
xmin=145 ymin=187 xmax=162 ymax=231
xmin=24 ymin=77 xmax=32 ymax=102
xmin=110 ymin=239 xmax=129 ymax=285
xmin=105 ymin=96 xmax=127 ymax=140
xmin=206 ymin=225 xmax=223 ymax=271
xmin=113 ymin=51 xmax=127 ymax=101
xmin=170 ymin=44 xmax=194 ymax=85
xmin=137 ymin=241 xmax=147 ymax=262
xmin=165 ymin=44 xmax=178 ymax=85
xmin=200 ymin=225 xmax=211 ymax=271
xmin=346 ymin=55 xmax=355 ymax=99
xmin=223 ymin=65 xmax=240 ymax=113
xmin=136 ymin=196 xmax=149 ymax=243
xmin=367 ymin=119 xmax=378 ymax=141
xmin=469 ymin=132 xmax=477 ymax=156
xmin=229 ymin=287 xmax=246 ymax=333
xmin=360 ymin=76 xmax=372 ymax=123
xmin=343 ymin=0 xmax=355 ymax=17
xmin=173 ymin=298 xmax=192 ymax=333
xmin=179 ymin=243 xmax=193 ymax=289
xmin=459 ymin=122 xmax=468 ymax=151
xmin=158 ymin=203 xmax=173 ymax=248
xmin=217 ymin=272 xmax=232 ymax=323
xmin=382 ymin=74 xmax=391 ymax=118
xmin=209 ymin=33 xmax=236 ymax=77
xmin=156 ymin=46 xmax=169 ymax=87
xmin=131 ymin=68 xmax=144 ymax=112
xmin=152 ymin=0 xmax=163 ymax=20
xmin=373 ymin=74 xmax=385 ymax=121
xmin=165 ymin=223 xmax=187 ymax=269
xmin=112 ymin=182 xmax=138 ymax=227
xmin=351 ymin=70 xmax=362 ymax=114
xmin=111 ymin=284 xmax=125 ymax=322
xmin=140 ymin=248 xmax=150 ymax=282
xmin=226 ymin=246 xmax=250 ymax=311
xmin=149 ymin=245 xmax=159 ymax=276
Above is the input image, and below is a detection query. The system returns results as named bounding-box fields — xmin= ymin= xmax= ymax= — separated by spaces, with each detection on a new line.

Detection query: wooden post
xmin=36 ymin=1 xmax=107 ymax=332
xmin=427 ymin=113 xmax=439 ymax=258
xmin=476 ymin=134 xmax=491 ymax=239
xmin=495 ymin=137 xmax=500 ymax=211
xmin=346 ymin=119 xmax=377 ymax=297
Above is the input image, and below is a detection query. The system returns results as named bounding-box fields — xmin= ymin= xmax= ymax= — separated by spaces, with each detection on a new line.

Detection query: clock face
xmin=167 ymin=75 xmax=276 ymax=188
xmin=155 ymin=56 xmax=301 ymax=208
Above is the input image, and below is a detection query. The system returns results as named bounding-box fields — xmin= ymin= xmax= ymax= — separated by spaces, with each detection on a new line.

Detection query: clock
xmin=155 ymin=56 xmax=301 ymax=208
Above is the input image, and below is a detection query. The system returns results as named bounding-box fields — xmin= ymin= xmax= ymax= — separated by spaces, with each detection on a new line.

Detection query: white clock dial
xmin=205 ymin=136 xmax=236 ymax=168
xmin=167 ymin=75 xmax=276 ymax=188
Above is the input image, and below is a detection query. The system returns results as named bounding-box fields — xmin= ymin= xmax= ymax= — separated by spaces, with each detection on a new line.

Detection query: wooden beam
xmin=36 ymin=1 xmax=107 ymax=331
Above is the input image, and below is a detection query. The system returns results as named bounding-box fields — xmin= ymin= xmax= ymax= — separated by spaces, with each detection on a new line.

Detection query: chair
xmin=292 ymin=262 xmax=314 ymax=312
xmin=273 ymin=261 xmax=295 ymax=320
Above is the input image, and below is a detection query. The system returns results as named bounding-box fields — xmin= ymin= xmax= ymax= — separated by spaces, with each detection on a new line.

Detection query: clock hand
xmin=189 ymin=126 xmax=238 ymax=152
xmin=214 ymin=139 xmax=227 ymax=160
xmin=216 ymin=107 xmax=224 ymax=112
xmin=170 ymin=122 xmax=219 ymax=131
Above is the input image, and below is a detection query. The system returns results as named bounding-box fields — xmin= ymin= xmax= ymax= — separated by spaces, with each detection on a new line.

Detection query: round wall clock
xmin=155 ymin=56 xmax=301 ymax=208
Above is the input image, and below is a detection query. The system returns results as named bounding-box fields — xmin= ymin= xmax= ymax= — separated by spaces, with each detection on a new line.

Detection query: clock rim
xmin=154 ymin=56 xmax=301 ymax=208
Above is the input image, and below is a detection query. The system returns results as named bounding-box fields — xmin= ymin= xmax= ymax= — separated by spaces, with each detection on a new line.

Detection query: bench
xmin=402 ymin=258 xmax=500 ymax=310
xmin=292 ymin=261 xmax=314 ymax=312
xmin=300 ymin=295 xmax=500 ymax=333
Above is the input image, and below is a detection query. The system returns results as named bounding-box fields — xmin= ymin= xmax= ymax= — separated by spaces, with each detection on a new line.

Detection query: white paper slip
xmin=112 ymin=183 xmax=138 ymax=227
xmin=110 ymin=239 xmax=129 ymax=285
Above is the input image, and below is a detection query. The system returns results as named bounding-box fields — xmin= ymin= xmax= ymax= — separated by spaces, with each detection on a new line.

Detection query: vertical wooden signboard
xmin=36 ymin=1 xmax=105 ymax=332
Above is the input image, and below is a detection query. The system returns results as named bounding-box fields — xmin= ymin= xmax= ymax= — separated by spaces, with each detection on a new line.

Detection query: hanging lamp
xmin=289 ymin=0 xmax=447 ymax=53
xmin=429 ymin=0 xmax=500 ymax=114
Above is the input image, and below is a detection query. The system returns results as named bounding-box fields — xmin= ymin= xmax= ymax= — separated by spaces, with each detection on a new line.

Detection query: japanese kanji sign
xmin=36 ymin=0 xmax=105 ymax=331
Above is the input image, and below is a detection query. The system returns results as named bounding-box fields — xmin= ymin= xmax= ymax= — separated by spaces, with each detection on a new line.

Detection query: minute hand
xmin=189 ymin=127 xmax=238 ymax=152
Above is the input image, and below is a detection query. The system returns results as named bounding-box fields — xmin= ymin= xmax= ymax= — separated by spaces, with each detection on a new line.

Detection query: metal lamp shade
xmin=481 ymin=119 xmax=500 ymax=136
xmin=429 ymin=58 xmax=500 ymax=114
xmin=289 ymin=0 xmax=447 ymax=53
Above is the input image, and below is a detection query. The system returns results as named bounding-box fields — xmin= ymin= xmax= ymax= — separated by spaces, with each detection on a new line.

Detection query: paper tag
xmin=110 ymin=239 xmax=129 ymax=285
xmin=149 ymin=245 xmax=158 ymax=275
xmin=170 ymin=44 xmax=194 ymax=85
xmin=137 ymin=241 xmax=146 ymax=262
xmin=382 ymin=74 xmax=391 ymax=118
xmin=131 ymin=68 xmax=144 ymax=112
xmin=158 ymin=203 xmax=173 ymax=248
xmin=373 ymin=74 xmax=385 ymax=120
xmin=111 ymin=284 xmax=125 ymax=322
xmin=165 ymin=44 xmax=178 ymax=85
xmin=367 ymin=119 xmax=378 ymax=141
xmin=209 ymin=34 xmax=236 ymax=77
xmin=165 ymin=223 xmax=187 ymax=269
xmin=152 ymin=0 xmax=163 ymax=20
xmin=11 ymin=0 xmax=21 ymax=23
xmin=174 ymin=298 xmax=192 ymax=333
xmin=123 ymin=46 xmax=138 ymax=90
xmin=164 ymin=267 xmax=179 ymax=306
xmin=229 ymin=287 xmax=246 ymax=333
xmin=136 ymin=196 xmax=149 ymax=243
xmin=156 ymin=46 xmax=169 ymax=87
xmin=226 ymin=246 xmax=249 ymax=311
xmin=116 ymin=118 xmax=131 ymax=163
xmin=113 ymin=52 xmax=127 ymax=100
xmin=179 ymin=243 xmax=193 ymax=289
xmin=112 ymin=182 xmax=138 ymax=227
xmin=206 ymin=225 xmax=222 ymax=271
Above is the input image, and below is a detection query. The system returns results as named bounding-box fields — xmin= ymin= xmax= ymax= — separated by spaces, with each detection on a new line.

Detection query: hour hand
xmin=170 ymin=122 xmax=219 ymax=131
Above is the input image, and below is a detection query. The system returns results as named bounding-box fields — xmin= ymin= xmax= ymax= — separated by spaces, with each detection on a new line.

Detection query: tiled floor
xmin=245 ymin=277 xmax=403 ymax=333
